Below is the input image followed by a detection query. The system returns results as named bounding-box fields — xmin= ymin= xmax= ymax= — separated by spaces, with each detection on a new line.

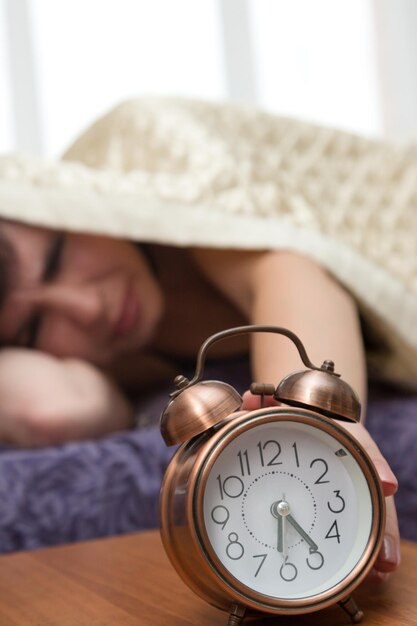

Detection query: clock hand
xmin=286 ymin=513 xmax=318 ymax=552
xmin=270 ymin=502 xmax=283 ymax=553
xmin=277 ymin=511 xmax=283 ymax=553
xmin=281 ymin=494 xmax=288 ymax=559
xmin=270 ymin=497 xmax=289 ymax=557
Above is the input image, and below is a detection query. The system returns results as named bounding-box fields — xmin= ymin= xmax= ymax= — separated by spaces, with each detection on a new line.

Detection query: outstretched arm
xmin=0 ymin=348 xmax=133 ymax=447
xmin=193 ymin=247 xmax=400 ymax=580
xmin=194 ymin=248 xmax=366 ymax=402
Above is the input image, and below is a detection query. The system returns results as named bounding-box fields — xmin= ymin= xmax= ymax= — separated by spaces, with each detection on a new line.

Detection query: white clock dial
xmin=202 ymin=418 xmax=373 ymax=600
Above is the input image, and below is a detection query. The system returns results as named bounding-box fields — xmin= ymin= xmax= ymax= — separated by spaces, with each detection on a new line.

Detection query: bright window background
xmin=250 ymin=0 xmax=380 ymax=136
xmin=1 ymin=0 xmax=417 ymax=157
xmin=0 ymin=0 xmax=14 ymax=152
xmin=30 ymin=0 xmax=225 ymax=155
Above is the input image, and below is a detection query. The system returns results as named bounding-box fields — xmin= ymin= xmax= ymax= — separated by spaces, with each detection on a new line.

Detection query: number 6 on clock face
xmin=192 ymin=409 xmax=383 ymax=610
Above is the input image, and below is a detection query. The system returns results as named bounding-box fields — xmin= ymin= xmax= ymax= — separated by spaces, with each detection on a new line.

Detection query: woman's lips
xmin=113 ymin=284 xmax=140 ymax=339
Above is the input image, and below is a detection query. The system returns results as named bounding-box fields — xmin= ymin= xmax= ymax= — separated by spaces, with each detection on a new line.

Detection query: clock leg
xmin=338 ymin=596 xmax=364 ymax=623
xmin=227 ymin=603 xmax=246 ymax=626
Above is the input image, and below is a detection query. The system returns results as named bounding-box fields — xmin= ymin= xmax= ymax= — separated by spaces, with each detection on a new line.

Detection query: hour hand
xmin=270 ymin=500 xmax=288 ymax=557
xmin=277 ymin=511 xmax=283 ymax=553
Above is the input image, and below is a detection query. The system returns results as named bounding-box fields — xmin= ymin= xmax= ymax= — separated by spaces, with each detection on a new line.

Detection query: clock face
xmin=199 ymin=413 xmax=377 ymax=603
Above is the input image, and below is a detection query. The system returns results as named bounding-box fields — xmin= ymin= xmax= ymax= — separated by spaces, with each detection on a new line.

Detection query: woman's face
xmin=0 ymin=221 xmax=164 ymax=365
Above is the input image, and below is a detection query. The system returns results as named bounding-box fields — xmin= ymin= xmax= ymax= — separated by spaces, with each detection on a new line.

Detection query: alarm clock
xmin=159 ymin=326 xmax=385 ymax=625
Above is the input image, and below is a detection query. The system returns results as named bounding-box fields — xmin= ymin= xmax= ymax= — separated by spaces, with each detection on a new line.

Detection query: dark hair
xmin=0 ymin=228 xmax=15 ymax=311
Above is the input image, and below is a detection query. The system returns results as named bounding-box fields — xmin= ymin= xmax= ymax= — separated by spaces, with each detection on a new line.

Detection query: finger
xmin=342 ymin=425 xmax=400 ymax=580
xmin=368 ymin=496 xmax=401 ymax=582
xmin=341 ymin=423 xmax=398 ymax=497
xmin=375 ymin=496 xmax=401 ymax=574
xmin=241 ymin=390 xmax=281 ymax=411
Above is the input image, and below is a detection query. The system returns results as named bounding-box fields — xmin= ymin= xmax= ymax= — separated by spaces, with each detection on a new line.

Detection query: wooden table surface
xmin=0 ymin=531 xmax=415 ymax=626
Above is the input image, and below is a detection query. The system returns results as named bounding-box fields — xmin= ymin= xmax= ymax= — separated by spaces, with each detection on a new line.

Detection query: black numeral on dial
xmin=211 ymin=505 xmax=230 ymax=530
xmin=253 ymin=553 xmax=267 ymax=577
xmin=216 ymin=475 xmax=245 ymax=500
xmin=280 ymin=557 xmax=298 ymax=581
xmin=310 ymin=458 xmax=330 ymax=484
xmin=325 ymin=520 xmax=341 ymax=543
xmin=327 ymin=490 xmax=346 ymax=513
xmin=306 ymin=549 xmax=325 ymax=570
xmin=257 ymin=440 xmax=282 ymax=466
xmin=237 ymin=450 xmax=251 ymax=476
xmin=292 ymin=441 xmax=300 ymax=467
xmin=226 ymin=533 xmax=244 ymax=560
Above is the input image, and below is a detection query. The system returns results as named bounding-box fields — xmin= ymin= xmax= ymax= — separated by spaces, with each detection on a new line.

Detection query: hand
xmin=0 ymin=348 xmax=133 ymax=446
xmin=242 ymin=390 xmax=400 ymax=580
xmin=344 ymin=423 xmax=400 ymax=582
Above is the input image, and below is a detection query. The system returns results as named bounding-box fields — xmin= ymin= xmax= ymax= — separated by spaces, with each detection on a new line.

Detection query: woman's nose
xmin=16 ymin=283 xmax=107 ymax=327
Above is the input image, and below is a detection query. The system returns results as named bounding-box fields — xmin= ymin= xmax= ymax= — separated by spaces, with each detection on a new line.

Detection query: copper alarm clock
xmin=159 ymin=326 xmax=385 ymax=625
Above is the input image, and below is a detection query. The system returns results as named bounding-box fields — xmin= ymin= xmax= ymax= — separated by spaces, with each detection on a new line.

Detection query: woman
xmin=0 ymin=95 xmax=410 ymax=574
xmin=0 ymin=218 xmax=399 ymax=581
xmin=0 ymin=219 xmax=368 ymax=440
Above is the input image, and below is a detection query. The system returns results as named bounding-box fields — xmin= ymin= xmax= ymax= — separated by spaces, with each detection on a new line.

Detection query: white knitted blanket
xmin=0 ymin=97 xmax=416 ymax=386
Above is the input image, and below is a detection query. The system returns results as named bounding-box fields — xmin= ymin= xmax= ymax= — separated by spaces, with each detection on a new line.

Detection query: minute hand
xmin=286 ymin=514 xmax=318 ymax=552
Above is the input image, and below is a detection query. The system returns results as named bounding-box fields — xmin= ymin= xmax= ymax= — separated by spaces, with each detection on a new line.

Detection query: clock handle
xmin=172 ymin=324 xmax=361 ymax=424
xmin=161 ymin=324 xmax=361 ymax=445
xmin=175 ymin=324 xmax=326 ymax=394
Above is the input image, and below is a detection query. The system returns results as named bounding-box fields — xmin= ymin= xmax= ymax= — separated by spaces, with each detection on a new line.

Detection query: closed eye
xmin=43 ymin=232 xmax=66 ymax=282
xmin=21 ymin=232 xmax=66 ymax=348
xmin=25 ymin=312 xmax=42 ymax=349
